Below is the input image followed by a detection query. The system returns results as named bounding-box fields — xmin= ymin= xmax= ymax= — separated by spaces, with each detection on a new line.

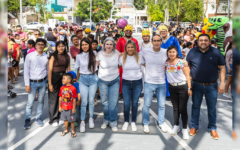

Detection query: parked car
xmin=142 ymin=21 xmax=150 ymax=28
xmin=23 ymin=22 xmax=44 ymax=31
xmin=153 ymin=21 xmax=162 ymax=26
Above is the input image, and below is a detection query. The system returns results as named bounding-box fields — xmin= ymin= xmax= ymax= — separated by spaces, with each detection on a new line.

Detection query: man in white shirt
xmin=142 ymin=34 xmax=168 ymax=134
xmin=23 ymin=38 xmax=49 ymax=130
xmin=58 ymin=25 xmax=66 ymax=41
xmin=139 ymin=30 xmax=152 ymax=93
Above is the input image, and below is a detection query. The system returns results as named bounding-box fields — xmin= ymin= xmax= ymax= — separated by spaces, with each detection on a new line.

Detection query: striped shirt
xmin=142 ymin=47 xmax=167 ymax=84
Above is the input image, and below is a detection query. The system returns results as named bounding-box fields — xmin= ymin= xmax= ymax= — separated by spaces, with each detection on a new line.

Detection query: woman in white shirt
xmin=119 ymin=40 xmax=144 ymax=132
xmin=75 ymin=38 xmax=98 ymax=133
xmin=96 ymin=37 xmax=120 ymax=131
xmin=165 ymin=45 xmax=192 ymax=140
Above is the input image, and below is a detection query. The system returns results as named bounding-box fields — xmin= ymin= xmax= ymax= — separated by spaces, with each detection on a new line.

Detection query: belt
xmin=52 ymin=72 xmax=65 ymax=76
xmin=170 ymin=81 xmax=187 ymax=86
xmin=30 ymin=76 xmax=47 ymax=83
xmin=193 ymin=80 xmax=217 ymax=86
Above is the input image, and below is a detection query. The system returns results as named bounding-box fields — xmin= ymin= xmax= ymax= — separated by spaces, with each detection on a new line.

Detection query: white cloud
xmin=58 ymin=0 xmax=73 ymax=8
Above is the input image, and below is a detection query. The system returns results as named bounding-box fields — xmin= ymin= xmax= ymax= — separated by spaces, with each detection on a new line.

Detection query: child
xmin=92 ymin=40 xmax=101 ymax=53
xmin=59 ymin=73 xmax=77 ymax=138
xmin=87 ymin=34 xmax=94 ymax=42
xmin=67 ymin=71 xmax=81 ymax=127
xmin=27 ymin=40 xmax=36 ymax=55
xmin=211 ymin=38 xmax=218 ymax=48
xmin=182 ymin=42 xmax=193 ymax=59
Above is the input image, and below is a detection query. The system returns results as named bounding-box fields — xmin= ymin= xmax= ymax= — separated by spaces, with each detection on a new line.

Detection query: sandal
xmin=8 ymin=85 xmax=13 ymax=89
xmin=61 ymin=131 xmax=69 ymax=136
xmin=14 ymin=78 xmax=18 ymax=81
xmin=119 ymin=93 xmax=123 ymax=100
xmin=18 ymin=73 xmax=23 ymax=76
xmin=71 ymin=132 xmax=77 ymax=138
xmin=11 ymin=81 xmax=16 ymax=84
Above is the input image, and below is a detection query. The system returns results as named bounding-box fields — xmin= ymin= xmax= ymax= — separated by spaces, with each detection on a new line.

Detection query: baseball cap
xmin=68 ymin=71 xmax=76 ymax=79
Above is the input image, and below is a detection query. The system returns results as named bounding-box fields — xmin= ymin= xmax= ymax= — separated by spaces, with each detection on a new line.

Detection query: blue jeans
xmin=122 ymin=79 xmax=142 ymax=122
xmin=80 ymin=74 xmax=99 ymax=120
xmin=190 ymin=81 xmax=218 ymax=131
xmin=143 ymin=82 xmax=166 ymax=125
xmin=21 ymin=48 xmax=28 ymax=61
xmin=25 ymin=79 xmax=48 ymax=120
xmin=99 ymin=76 xmax=120 ymax=127
xmin=48 ymin=41 xmax=56 ymax=47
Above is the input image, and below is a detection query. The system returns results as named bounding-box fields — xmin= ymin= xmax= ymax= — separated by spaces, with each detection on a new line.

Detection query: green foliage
xmin=54 ymin=16 xmax=66 ymax=21
xmin=134 ymin=0 xmax=145 ymax=10
xmin=74 ymin=0 xmax=113 ymax=23
xmin=181 ymin=0 xmax=204 ymax=22
xmin=147 ymin=3 xmax=164 ymax=21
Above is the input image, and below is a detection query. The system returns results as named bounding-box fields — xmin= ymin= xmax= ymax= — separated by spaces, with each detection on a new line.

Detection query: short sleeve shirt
xmin=59 ymin=85 xmax=77 ymax=110
xmin=59 ymin=30 xmax=66 ymax=41
xmin=14 ymin=31 xmax=28 ymax=49
xmin=165 ymin=59 xmax=187 ymax=83
xmin=186 ymin=46 xmax=225 ymax=83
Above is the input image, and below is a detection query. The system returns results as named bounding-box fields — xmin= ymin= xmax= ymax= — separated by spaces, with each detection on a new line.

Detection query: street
xmin=7 ymin=34 xmax=232 ymax=150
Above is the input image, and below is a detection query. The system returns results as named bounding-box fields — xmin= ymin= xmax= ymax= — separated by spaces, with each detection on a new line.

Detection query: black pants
xmin=169 ymin=83 xmax=189 ymax=128
xmin=48 ymin=72 xmax=65 ymax=124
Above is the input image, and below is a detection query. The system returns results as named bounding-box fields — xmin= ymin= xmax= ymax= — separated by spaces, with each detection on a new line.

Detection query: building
xmin=36 ymin=0 xmax=67 ymax=12
xmin=204 ymin=0 xmax=232 ymax=18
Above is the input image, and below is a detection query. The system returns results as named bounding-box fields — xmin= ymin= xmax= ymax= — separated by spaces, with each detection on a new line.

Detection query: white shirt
xmin=59 ymin=29 xmax=66 ymax=41
xmin=75 ymin=51 xmax=98 ymax=74
xmin=119 ymin=55 xmax=144 ymax=81
xmin=44 ymin=24 xmax=49 ymax=33
xmin=142 ymin=47 xmax=167 ymax=84
xmin=96 ymin=50 xmax=120 ymax=81
xmin=24 ymin=51 xmax=49 ymax=86
xmin=165 ymin=59 xmax=187 ymax=83
xmin=183 ymin=48 xmax=190 ymax=59
xmin=139 ymin=42 xmax=153 ymax=55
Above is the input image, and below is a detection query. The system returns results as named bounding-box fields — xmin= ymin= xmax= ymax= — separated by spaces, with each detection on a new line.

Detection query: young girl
xmin=8 ymin=35 xmax=15 ymax=87
xmin=182 ymin=42 xmax=193 ymax=59
xmin=27 ymin=40 xmax=36 ymax=55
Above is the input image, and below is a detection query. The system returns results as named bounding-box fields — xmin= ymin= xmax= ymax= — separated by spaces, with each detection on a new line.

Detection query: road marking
xmin=8 ymin=119 xmax=50 ymax=150
xmin=139 ymin=99 xmax=192 ymax=150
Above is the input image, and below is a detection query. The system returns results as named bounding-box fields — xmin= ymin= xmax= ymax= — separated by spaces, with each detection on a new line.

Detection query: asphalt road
xmin=8 ymin=34 xmax=232 ymax=150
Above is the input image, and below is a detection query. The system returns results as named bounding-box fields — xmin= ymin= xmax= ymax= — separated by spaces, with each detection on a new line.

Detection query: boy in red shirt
xmin=59 ymin=73 xmax=77 ymax=138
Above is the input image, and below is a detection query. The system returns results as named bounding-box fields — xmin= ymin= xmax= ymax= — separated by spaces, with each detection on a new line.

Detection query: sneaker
xmin=80 ymin=121 xmax=85 ymax=132
xmin=52 ymin=122 xmax=59 ymax=127
xmin=159 ymin=122 xmax=168 ymax=133
xmin=89 ymin=118 xmax=94 ymax=129
xmin=101 ymin=123 xmax=108 ymax=129
xmin=143 ymin=125 xmax=150 ymax=134
xmin=122 ymin=122 xmax=129 ymax=131
xmin=35 ymin=117 xmax=44 ymax=127
xmin=131 ymin=122 xmax=137 ymax=132
xmin=171 ymin=125 xmax=180 ymax=135
xmin=94 ymin=99 xmax=98 ymax=106
xmin=112 ymin=127 xmax=118 ymax=132
xmin=223 ymin=93 xmax=231 ymax=98
xmin=23 ymin=119 xmax=31 ymax=130
xmin=182 ymin=129 xmax=189 ymax=140
xmin=59 ymin=120 xmax=64 ymax=125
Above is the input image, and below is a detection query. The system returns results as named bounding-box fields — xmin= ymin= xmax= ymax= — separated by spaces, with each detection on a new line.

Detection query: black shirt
xmin=186 ymin=46 xmax=225 ymax=83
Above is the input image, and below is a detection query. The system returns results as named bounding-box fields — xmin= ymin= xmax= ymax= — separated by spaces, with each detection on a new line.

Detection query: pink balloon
xmin=118 ymin=18 xmax=128 ymax=29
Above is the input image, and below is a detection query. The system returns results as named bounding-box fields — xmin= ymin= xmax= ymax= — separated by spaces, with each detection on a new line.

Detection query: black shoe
xmin=23 ymin=119 xmax=31 ymax=130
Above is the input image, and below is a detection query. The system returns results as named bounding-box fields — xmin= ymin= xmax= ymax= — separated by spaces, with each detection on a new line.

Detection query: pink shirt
xmin=14 ymin=31 xmax=28 ymax=49
xmin=27 ymin=47 xmax=36 ymax=55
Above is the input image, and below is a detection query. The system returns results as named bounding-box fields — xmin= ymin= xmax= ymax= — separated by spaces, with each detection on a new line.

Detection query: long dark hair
xmin=166 ymin=45 xmax=183 ymax=60
xmin=79 ymin=38 xmax=96 ymax=73
xmin=226 ymin=41 xmax=232 ymax=53
xmin=49 ymin=41 xmax=69 ymax=66
xmin=183 ymin=42 xmax=193 ymax=49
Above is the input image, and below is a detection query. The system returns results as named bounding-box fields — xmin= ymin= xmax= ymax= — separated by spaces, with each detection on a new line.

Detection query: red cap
xmin=100 ymin=28 xmax=104 ymax=31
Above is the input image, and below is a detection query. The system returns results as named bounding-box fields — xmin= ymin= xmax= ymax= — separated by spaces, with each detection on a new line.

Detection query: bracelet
xmin=188 ymin=88 xmax=192 ymax=90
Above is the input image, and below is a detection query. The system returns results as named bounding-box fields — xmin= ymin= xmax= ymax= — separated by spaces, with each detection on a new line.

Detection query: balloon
xmin=117 ymin=18 xmax=128 ymax=29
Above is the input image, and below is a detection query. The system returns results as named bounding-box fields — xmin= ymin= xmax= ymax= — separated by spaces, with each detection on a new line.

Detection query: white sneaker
xmin=143 ymin=125 xmax=150 ymax=134
xmin=101 ymin=124 xmax=108 ymax=129
xmin=159 ymin=122 xmax=168 ymax=133
xmin=52 ymin=122 xmax=59 ymax=127
xmin=171 ymin=125 xmax=180 ymax=135
xmin=182 ymin=129 xmax=189 ymax=140
xmin=131 ymin=122 xmax=137 ymax=132
xmin=59 ymin=120 xmax=64 ymax=125
xmin=94 ymin=100 xmax=98 ymax=106
xmin=122 ymin=122 xmax=129 ymax=131
xmin=112 ymin=127 xmax=118 ymax=132
xmin=223 ymin=93 xmax=231 ymax=98
xmin=89 ymin=118 xmax=94 ymax=129
xmin=80 ymin=121 xmax=85 ymax=133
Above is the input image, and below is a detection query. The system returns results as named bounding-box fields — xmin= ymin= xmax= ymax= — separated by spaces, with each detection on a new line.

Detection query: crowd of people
xmin=7 ymin=21 xmax=231 ymax=140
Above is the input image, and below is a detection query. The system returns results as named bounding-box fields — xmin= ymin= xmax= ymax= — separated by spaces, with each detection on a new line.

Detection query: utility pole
xmin=20 ymin=0 xmax=22 ymax=27
xmin=90 ymin=0 xmax=92 ymax=30
xmin=227 ymin=0 xmax=230 ymax=19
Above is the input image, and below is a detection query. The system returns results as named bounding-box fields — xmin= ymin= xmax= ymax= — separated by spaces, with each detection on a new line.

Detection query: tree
xmin=54 ymin=16 xmax=66 ymax=21
xmin=159 ymin=0 xmax=179 ymax=20
xmin=134 ymin=0 xmax=145 ymax=10
xmin=28 ymin=0 xmax=49 ymax=23
xmin=147 ymin=2 xmax=164 ymax=21
xmin=181 ymin=0 xmax=204 ymax=22
xmin=74 ymin=0 xmax=113 ymax=23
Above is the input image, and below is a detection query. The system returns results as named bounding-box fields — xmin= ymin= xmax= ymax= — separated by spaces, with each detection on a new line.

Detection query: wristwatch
xmin=188 ymin=88 xmax=192 ymax=90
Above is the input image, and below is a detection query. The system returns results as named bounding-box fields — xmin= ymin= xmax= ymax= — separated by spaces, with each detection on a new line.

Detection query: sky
xmin=58 ymin=0 xmax=73 ymax=9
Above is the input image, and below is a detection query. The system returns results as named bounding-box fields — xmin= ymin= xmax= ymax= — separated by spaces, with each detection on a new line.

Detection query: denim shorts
xmin=226 ymin=64 xmax=233 ymax=76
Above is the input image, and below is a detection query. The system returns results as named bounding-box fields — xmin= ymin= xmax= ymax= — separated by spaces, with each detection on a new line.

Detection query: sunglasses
xmin=35 ymin=34 xmax=40 ymax=35
xmin=36 ymin=44 xmax=45 ymax=47
xmin=125 ymin=30 xmax=132 ymax=32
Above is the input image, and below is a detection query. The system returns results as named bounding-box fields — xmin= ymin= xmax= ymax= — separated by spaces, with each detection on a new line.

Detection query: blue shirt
xmin=186 ymin=46 xmax=225 ymax=83
xmin=72 ymin=82 xmax=80 ymax=101
xmin=161 ymin=36 xmax=182 ymax=57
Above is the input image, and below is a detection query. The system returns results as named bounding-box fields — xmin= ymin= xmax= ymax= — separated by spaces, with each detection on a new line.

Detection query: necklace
xmin=142 ymin=42 xmax=152 ymax=48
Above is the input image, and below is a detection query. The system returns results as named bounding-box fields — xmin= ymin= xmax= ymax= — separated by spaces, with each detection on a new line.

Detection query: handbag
xmin=12 ymin=59 xmax=17 ymax=67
